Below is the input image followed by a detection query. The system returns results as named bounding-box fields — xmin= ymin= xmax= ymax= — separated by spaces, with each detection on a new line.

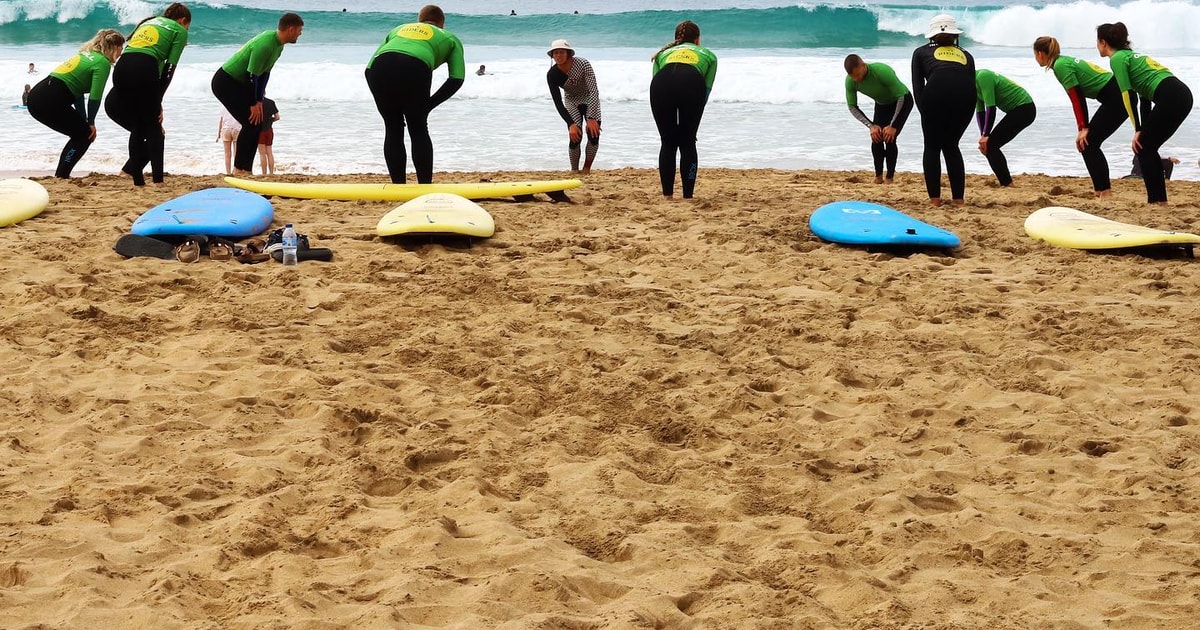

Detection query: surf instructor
xmin=365 ymin=5 xmax=465 ymax=184
xmin=211 ymin=12 xmax=304 ymax=177
xmin=547 ymin=39 xmax=601 ymax=174
xmin=911 ymin=14 xmax=976 ymax=206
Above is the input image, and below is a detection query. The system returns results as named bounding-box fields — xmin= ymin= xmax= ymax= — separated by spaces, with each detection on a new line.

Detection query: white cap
xmin=547 ymin=39 xmax=574 ymax=57
xmin=926 ymin=14 xmax=963 ymax=39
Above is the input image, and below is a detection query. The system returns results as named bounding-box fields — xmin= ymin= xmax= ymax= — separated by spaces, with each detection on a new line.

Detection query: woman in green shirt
xmin=650 ymin=20 xmax=717 ymax=199
xmin=27 ymin=29 xmax=125 ymax=178
xmin=1097 ymin=22 xmax=1193 ymax=204
xmin=974 ymin=69 xmax=1036 ymax=187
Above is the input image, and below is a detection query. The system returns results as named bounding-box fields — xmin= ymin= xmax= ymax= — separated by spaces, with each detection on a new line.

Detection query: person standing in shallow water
xmin=546 ymin=39 xmax=601 ymax=174
xmin=1033 ymin=36 xmax=1127 ymax=198
xmin=911 ymin=14 xmax=975 ymax=206
xmin=650 ymin=20 xmax=717 ymax=199
xmin=843 ymin=54 xmax=913 ymax=184
xmin=1096 ymin=21 xmax=1193 ymax=205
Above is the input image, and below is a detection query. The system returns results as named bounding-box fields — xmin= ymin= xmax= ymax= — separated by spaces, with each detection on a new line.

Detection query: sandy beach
xmin=2 ymin=167 xmax=1199 ymax=629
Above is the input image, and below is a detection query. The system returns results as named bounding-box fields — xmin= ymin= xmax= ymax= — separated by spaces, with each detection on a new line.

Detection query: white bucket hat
xmin=547 ymin=39 xmax=574 ymax=57
xmin=926 ymin=14 xmax=963 ymax=39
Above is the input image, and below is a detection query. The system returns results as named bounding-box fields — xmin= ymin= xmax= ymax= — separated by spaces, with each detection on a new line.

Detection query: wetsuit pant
xmin=1137 ymin=76 xmax=1193 ymax=204
xmin=26 ymin=77 xmax=92 ymax=178
xmin=567 ymin=114 xmax=600 ymax=172
xmin=365 ymin=52 xmax=434 ymax=184
xmin=871 ymin=93 xmax=914 ymax=179
xmin=1079 ymin=78 xmax=1127 ymax=192
xmin=650 ymin=64 xmax=707 ymax=198
xmin=105 ymin=53 xmax=165 ymax=185
xmin=983 ymin=102 xmax=1036 ymax=187
xmin=211 ymin=68 xmax=262 ymax=174
xmin=918 ymin=76 xmax=975 ymax=200
xmin=27 ymin=78 xmax=93 ymax=178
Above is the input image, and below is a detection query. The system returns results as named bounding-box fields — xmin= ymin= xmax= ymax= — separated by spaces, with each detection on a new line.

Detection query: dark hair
xmin=163 ymin=3 xmax=190 ymax=23
xmin=1096 ymin=22 xmax=1130 ymax=50
xmin=1032 ymin=36 xmax=1060 ymax=67
xmin=419 ymin=5 xmax=446 ymax=26
xmin=653 ymin=20 xmax=701 ymax=60
xmin=843 ymin=54 xmax=863 ymax=74
xmin=931 ymin=33 xmax=958 ymax=46
xmin=278 ymin=12 xmax=304 ymax=29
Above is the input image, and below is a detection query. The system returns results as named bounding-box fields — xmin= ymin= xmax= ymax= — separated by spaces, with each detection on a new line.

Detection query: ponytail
xmin=1032 ymin=36 xmax=1060 ymax=68
xmin=652 ymin=20 xmax=701 ymax=60
xmin=1096 ymin=22 xmax=1131 ymax=50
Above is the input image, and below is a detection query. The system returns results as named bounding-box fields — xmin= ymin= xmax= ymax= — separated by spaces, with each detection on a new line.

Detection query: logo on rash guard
xmin=1085 ymin=60 xmax=1108 ymax=74
xmin=933 ymin=46 xmax=967 ymax=65
xmin=130 ymin=24 xmax=161 ymax=48
xmin=54 ymin=55 xmax=81 ymax=74
xmin=397 ymin=24 xmax=435 ymax=40
xmin=664 ymin=48 xmax=700 ymax=65
xmin=1138 ymin=55 xmax=1168 ymax=72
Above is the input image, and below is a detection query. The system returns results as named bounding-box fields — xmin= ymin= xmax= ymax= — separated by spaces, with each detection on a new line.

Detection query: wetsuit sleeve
xmin=1065 ymin=86 xmax=1089 ymax=130
xmin=911 ymin=48 xmax=926 ymax=105
xmin=87 ymin=63 xmax=110 ymax=124
xmin=168 ymin=27 xmax=188 ymax=66
xmin=250 ymin=72 xmax=270 ymax=102
xmin=160 ymin=63 xmax=177 ymax=95
xmin=1110 ymin=54 xmax=1140 ymax=129
xmin=977 ymin=106 xmax=996 ymax=136
xmin=703 ymin=55 xmax=717 ymax=103
xmin=547 ymin=67 xmax=573 ymax=124
xmin=430 ymin=78 xmax=464 ymax=110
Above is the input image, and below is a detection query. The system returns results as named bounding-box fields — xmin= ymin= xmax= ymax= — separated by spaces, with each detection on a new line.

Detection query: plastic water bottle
xmin=281 ymin=223 xmax=298 ymax=266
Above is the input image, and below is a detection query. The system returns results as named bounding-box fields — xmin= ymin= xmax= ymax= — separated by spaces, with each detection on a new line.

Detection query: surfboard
xmin=0 ymin=178 xmax=50 ymax=227
xmin=1024 ymin=206 xmax=1200 ymax=250
xmin=131 ymin=187 xmax=274 ymax=238
xmin=809 ymin=200 xmax=961 ymax=248
xmin=377 ymin=193 xmax=495 ymax=238
xmin=224 ymin=176 xmax=581 ymax=202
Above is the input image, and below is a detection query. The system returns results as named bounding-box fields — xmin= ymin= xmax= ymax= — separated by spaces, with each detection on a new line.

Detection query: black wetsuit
xmin=105 ymin=53 xmax=166 ymax=185
xmin=27 ymin=77 xmax=93 ymax=178
xmin=912 ymin=42 xmax=976 ymax=200
xmin=365 ymin=53 xmax=437 ymax=184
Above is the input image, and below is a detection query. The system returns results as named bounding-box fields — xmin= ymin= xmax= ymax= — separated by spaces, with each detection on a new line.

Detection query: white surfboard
xmin=376 ymin=193 xmax=495 ymax=238
xmin=1024 ymin=206 xmax=1200 ymax=250
xmin=0 ymin=178 xmax=50 ymax=227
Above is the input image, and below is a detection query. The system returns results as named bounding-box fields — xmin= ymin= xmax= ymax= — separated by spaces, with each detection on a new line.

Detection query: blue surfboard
xmin=809 ymin=201 xmax=960 ymax=249
xmin=131 ymin=187 xmax=274 ymax=238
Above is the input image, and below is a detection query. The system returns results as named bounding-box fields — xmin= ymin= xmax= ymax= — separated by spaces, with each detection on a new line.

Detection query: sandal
xmin=174 ymin=239 xmax=201 ymax=263
xmin=209 ymin=238 xmax=234 ymax=261
xmin=234 ymin=238 xmax=270 ymax=264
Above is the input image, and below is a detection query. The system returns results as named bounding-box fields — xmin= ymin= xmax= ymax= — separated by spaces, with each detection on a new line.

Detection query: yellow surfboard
xmin=377 ymin=193 xmax=495 ymax=238
xmin=0 ymin=178 xmax=50 ymax=227
xmin=225 ymin=176 xmax=580 ymax=202
xmin=1024 ymin=207 xmax=1200 ymax=250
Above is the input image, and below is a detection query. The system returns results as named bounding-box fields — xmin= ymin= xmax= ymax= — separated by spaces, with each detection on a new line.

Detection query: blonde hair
xmin=1032 ymin=36 xmax=1061 ymax=68
xmin=81 ymin=28 xmax=126 ymax=63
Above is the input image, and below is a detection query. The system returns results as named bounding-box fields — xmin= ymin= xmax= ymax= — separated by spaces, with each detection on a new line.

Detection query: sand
xmin=2 ymin=168 xmax=1199 ymax=629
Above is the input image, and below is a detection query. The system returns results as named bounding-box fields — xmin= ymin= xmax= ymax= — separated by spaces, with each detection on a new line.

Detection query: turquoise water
xmin=2 ymin=0 xmax=1198 ymax=178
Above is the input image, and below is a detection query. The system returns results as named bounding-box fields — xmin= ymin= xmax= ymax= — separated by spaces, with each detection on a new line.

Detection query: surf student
xmin=844 ymin=54 xmax=913 ymax=184
xmin=1033 ymin=36 xmax=1127 ymax=197
xmin=650 ymin=20 xmax=717 ymax=199
xmin=104 ymin=2 xmax=190 ymax=186
xmin=211 ymin=12 xmax=304 ymax=177
xmin=974 ymin=69 xmax=1035 ymax=187
xmin=911 ymin=14 xmax=976 ymax=206
xmin=547 ymin=39 xmax=601 ymax=174
xmin=26 ymin=29 xmax=125 ymax=178
xmin=365 ymin=4 xmax=465 ymax=184
xmin=1097 ymin=22 xmax=1193 ymax=205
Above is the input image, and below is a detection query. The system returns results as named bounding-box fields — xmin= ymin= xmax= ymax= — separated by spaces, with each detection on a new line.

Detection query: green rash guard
xmin=974 ymin=69 xmax=1032 ymax=112
xmin=845 ymin=62 xmax=909 ymax=107
xmin=221 ymin=30 xmax=285 ymax=84
xmin=50 ymin=51 xmax=112 ymax=123
xmin=652 ymin=43 xmax=718 ymax=94
xmin=1108 ymin=49 xmax=1174 ymax=128
xmin=367 ymin=23 xmax=465 ymax=79
xmin=124 ymin=16 xmax=188 ymax=73
xmin=1050 ymin=55 xmax=1111 ymax=99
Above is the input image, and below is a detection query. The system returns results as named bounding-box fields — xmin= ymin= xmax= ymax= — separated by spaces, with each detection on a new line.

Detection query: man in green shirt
xmin=212 ymin=12 xmax=304 ymax=176
xmin=975 ymin=69 xmax=1036 ymax=187
xmin=844 ymin=54 xmax=913 ymax=183
xmin=365 ymin=5 xmax=465 ymax=184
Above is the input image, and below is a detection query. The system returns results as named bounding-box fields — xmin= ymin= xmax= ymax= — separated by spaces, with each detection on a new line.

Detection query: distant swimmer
xmin=975 ymin=69 xmax=1036 ymax=187
xmin=547 ymin=39 xmax=601 ymax=174
xmin=650 ymin=20 xmax=717 ymax=199
xmin=476 ymin=64 xmax=486 ymax=75
xmin=912 ymin=14 xmax=975 ymax=206
xmin=844 ymin=54 xmax=913 ymax=184
xmin=1033 ymin=36 xmax=1127 ymax=197
xmin=28 ymin=62 xmax=36 ymax=74
xmin=26 ymin=29 xmax=125 ymax=178
xmin=510 ymin=10 xmax=516 ymax=15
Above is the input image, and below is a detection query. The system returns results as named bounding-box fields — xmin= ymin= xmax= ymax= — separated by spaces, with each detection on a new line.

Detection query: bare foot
xmin=581 ymin=168 xmax=591 ymax=175
xmin=884 ymin=177 xmax=894 ymax=184
xmin=874 ymin=176 xmax=884 ymax=184
xmin=929 ymin=197 xmax=943 ymax=207
xmin=117 ymin=170 xmax=130 ymax=178
xmin=952 ymin=199 xmax=966 ymax=206
xmin=1094 ymin=189 xmax=1112 ymax=198
xmin=232 ymin=169 xmax=254 ymax=177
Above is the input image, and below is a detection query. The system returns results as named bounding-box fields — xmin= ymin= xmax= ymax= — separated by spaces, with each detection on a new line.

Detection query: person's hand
xmin=1132 ymin=130 xmax=1142 ymax=153
xmin=249 ymin=102 xmax=264 ymax=125
xmin=568 ymin=123 xmax=582 ymax=143
xmin=1075 ymin=128 xmax=1089 ymax=152
xmin=585 ymin=118 xmax=600 ymax=138
xmin=978 ymin=136 xmax=989 ymax=155
xmin=882 ymin=125 xmax=897 ymax=143
xmin=88 ymin=125 xmax=97 ymax=142
xmin=869 ymin=124 xmax=882 ymax=143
